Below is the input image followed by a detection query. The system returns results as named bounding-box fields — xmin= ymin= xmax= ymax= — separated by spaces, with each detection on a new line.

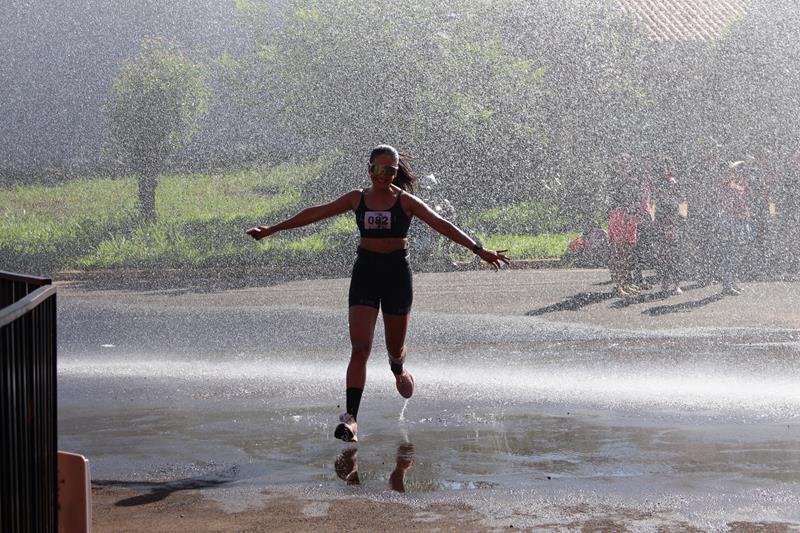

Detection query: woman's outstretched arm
xmin=405 ymin=194 xmax=510 ymax=269
xmin=245 ymin=190 xmax=359 ymax=240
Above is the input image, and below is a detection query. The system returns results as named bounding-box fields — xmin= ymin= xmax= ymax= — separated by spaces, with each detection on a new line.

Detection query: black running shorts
xmin=348 ymin=247 xmax=413 ymax=315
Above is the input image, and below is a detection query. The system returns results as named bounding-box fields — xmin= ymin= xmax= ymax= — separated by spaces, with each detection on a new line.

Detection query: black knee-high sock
xmin=346 ymin=388 xmax=363 ymax=421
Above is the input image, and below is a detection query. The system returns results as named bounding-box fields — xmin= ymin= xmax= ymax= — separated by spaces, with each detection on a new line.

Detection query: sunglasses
xmin=369 ymin=163 xmax=399 ymax=176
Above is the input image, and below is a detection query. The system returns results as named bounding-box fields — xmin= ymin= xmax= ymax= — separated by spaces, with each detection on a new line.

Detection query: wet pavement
xmin=56 ymin=268 xmax=800 ymax=528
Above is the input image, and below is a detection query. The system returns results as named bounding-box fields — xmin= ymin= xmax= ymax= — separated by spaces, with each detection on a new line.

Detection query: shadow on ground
xmin=526 ymin=291 xmax=614 ymax=316
xmin=526 ymin=277 xmax=738 ymax=319
xmin=643 ymin=293 xmax=726 ymax=316
xmin=609 ymin=280 xmax=709 ymax=309
xmin=93 ymin=467 xmax=238 ymax=507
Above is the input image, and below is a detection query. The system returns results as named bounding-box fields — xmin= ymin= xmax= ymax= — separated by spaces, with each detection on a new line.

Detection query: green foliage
xmin=109 ymin=38 xmax=211 ymax=167
xmin=231 ymin=0 xmax=557 ymax=203
xmin=106 ymin=38 xmax=213 ymax=223
xmin=228 ymin=0 xmax=661 ymax=216
xmin=710 ymin=1 xmax=800 ymax=157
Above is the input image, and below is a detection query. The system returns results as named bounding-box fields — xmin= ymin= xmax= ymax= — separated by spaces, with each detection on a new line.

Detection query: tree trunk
xmin=138 ymin=171 xmax=157 ymax=224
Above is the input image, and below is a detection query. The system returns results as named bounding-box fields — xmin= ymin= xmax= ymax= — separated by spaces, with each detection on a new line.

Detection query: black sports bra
xmin=354 ymin=190 xmax=413 ymax=238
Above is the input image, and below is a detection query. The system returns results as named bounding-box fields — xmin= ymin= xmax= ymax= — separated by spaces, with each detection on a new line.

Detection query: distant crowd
xmin=564 ymin=146 xmax=800 ymax=297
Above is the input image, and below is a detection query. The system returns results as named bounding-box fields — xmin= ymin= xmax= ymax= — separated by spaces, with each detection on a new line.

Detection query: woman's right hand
xmin=245 ymin=226 xmax=272 ymax=240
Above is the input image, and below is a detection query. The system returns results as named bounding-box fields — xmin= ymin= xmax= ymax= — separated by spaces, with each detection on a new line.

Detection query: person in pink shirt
xmin=608 ymin=190 xmax=639 ymax=298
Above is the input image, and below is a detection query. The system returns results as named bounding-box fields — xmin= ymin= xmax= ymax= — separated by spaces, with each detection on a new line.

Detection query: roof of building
xmin=615 ymin=0 xmax=750 ymax=42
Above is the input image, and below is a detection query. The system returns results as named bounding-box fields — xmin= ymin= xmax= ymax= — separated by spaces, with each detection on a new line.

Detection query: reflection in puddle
xmin=389 ymin=443 xmax=415 ymax=493
xmin=334 ymin=443 xmax=417 ymax=492
xmin=334 ymin=448 xmax=359 ymax=485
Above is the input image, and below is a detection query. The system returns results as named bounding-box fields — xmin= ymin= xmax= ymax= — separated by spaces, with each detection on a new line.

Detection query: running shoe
xmin=395 ymin=369 xmax=415 ymax=399
xmin=334 ymin=412 xmax=358 ymax=442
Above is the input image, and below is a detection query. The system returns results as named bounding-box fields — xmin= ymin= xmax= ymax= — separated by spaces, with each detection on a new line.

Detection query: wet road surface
xmin=56 ymin=269 xmax=800 ymax=528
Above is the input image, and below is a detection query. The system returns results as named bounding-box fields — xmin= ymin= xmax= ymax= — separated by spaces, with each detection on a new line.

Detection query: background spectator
xmin=653 ymin=160 xmax=685 ymax=294
xmin=719 ymin=161 xmax=753 ymax=295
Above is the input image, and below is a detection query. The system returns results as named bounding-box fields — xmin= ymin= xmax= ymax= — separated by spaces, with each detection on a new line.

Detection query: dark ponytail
xmin=370 ymin=144 xmax=417 ymax=194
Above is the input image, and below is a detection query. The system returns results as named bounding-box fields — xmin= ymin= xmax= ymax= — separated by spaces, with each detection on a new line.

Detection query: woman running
xmin=246 ymin=145 xmax=510 ymax=442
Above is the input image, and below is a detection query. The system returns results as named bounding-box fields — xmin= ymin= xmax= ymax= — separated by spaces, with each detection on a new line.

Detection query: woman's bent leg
xmin=384 ymin=312 xmax=414 ymax=398
xmin=384 ymin=312 xmax=410 ymax=369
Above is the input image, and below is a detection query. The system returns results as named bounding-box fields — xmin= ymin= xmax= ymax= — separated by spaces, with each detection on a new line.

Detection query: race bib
xmin=364 ymin=211 xmax=391 ymax=230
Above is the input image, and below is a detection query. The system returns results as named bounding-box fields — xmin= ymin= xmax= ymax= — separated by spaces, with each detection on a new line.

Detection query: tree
xmin=712 ymin=0 xmax=800 ymax=158
xmin=108 ymin=38 xmax=210 ymax=223
xmin=231 ymin=0 xmax=656 ymax=222
xmin=231 ymin=0 xmax=555 ymax=205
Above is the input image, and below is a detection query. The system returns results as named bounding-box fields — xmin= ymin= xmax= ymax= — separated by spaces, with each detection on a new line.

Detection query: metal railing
xmin=1 ymin=271 xmax=58 ymax=533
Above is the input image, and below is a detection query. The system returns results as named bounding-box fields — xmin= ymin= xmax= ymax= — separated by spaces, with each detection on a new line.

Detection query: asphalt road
xmin=58 ymin=267 xmax=800 ymax=331
xmin=55 ymin=268 xmax=800 ymax=529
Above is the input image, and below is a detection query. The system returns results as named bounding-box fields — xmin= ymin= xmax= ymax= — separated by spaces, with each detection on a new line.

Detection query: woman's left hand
xmin=476 ymin=249 xmax=510 ymax=270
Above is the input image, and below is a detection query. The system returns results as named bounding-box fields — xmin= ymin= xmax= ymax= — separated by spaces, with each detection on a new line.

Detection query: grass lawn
xmin=481 ymin=232 xmax=578 ymax=260
xmin=1 ymin=161 xmax=577 ymax=276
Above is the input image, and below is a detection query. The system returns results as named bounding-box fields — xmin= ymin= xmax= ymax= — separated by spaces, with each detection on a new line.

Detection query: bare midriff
xmin=359 ymin=237 xmax=408 ymax=253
